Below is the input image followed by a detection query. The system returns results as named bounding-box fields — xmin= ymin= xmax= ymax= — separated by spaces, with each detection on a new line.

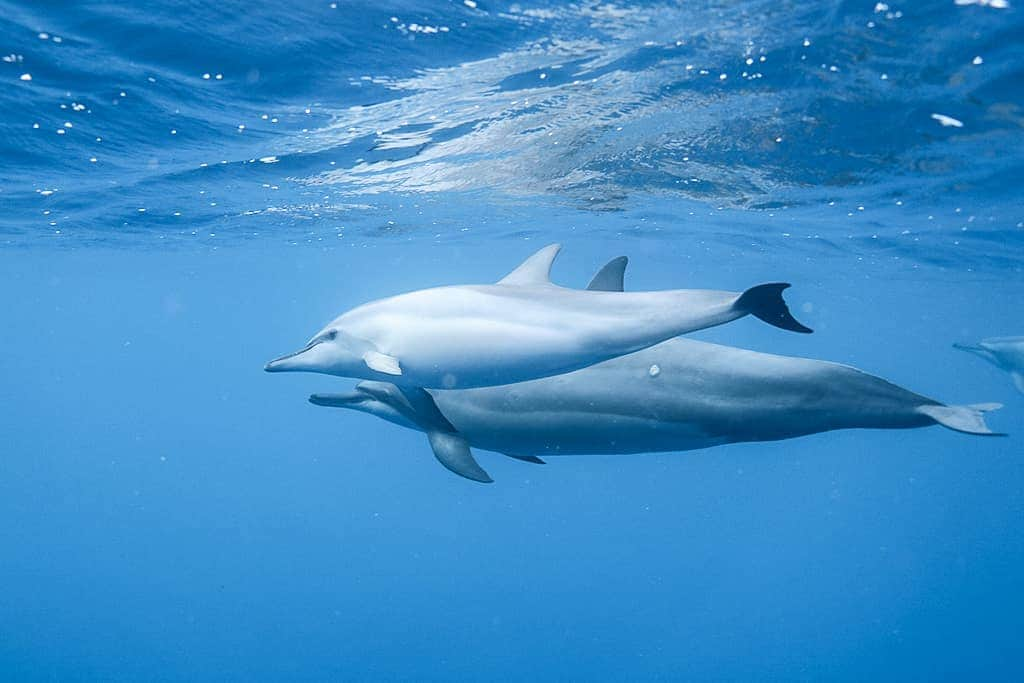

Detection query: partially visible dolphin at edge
xmin=264 ymin=244 xmax=811 ymax=391
xmin=308 ymin=260 xmax=1003 ymax=483
xmin=954 ymin=337 xmax=1024 ymax=394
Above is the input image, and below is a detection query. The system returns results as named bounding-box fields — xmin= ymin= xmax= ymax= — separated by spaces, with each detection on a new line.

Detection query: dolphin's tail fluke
xmin=734 ymin=283 xmax=813 ymax=334
xmin=917 ymin=402 xmax=1006 ymax=436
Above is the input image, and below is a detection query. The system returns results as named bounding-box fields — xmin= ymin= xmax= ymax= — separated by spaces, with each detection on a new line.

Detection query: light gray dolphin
xmin=955 ymin=337 xmax=1024 ymax=394
xmin=308 ymin=261 xmax=1002 ymax=483
xmin=265 ymin=244 xmax=810 ymax=391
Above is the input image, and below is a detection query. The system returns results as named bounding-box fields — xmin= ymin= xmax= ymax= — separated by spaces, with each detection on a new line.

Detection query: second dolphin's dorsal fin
xmin=497 ymin=243 xmax=562 ymax=286
xmin=586 ymin=256 xmax=628 ymax=292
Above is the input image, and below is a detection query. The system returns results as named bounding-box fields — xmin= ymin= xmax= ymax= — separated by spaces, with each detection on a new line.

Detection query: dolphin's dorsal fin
xmin=586 ymin=256 xmax=627 ymax=292
xmin=497 ymin=243 xmax=562 ymax=286
xmin=427 ymin=431 xmax=493 ymax=483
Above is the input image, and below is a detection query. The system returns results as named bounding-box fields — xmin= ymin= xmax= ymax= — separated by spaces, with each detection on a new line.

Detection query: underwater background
xmin=2 ymin=0 xmax=1023 ymax=679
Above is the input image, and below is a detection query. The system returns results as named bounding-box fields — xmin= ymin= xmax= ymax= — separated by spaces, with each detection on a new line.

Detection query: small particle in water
xmin=56 ymin=128 xmax=65 ymax=135
xmin=38 ymin=32 xmax=49 ymax=40
xmin=972 ymin=55 xmax=983 ymax=65
xmin=304 ymin=107 xmax=311 ymax=114
xmin=649 ymin=364 xmax=661 ymax=377
xmin=719 ymin=73 xmax=727 ymax=80
xmin=89 ymin=157 xmax=96 ymax=162
xmin=202 ymin=73 xmax=211 ymax=79
xmin=874 ymin=2 xmax=889 ymax=11
xmin=119 ymin=91 xmax=126 ymax=97
xmin=539 ymin=72 xmax=547 ymax=79
xmin=931 ymin=113 xmax=964 ymax=127
xmin=802 ymin=38 xmax=811 ymax=47
xmin=259 ymin=156 xmax=279 ymax=163
xmin=32 ymin=122 xmax=39 ymax=128
xmin=464 ymin=0 xmax=477 ymax=7
xmin=775 ymin=136 xmax=782 ymax=143
xmin=237 ymin=124 xmax=246 ymax=131
xmin=138 ymin=208 xmax=146 ymax=212
xmin=271 ymin=117 xmax=278 ymax=123
xmin=19 ymin=73 xmax=32 ymax=81
xmin=880 ymin=73 xmax=889 ymax=80
xmin=53 ymin=36 xmax=62 ymax=43
xmin=173 ymin=211 xmax=181 ymax=216
xmin=63 ymin=121 xmax=72 ymax=128
xmin=215 ymin=73 xmax=223 ymax=80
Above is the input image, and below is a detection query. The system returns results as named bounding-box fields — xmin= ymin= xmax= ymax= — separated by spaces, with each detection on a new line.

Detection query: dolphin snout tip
xmin=264 ymin=360 xmax=282 ymax=372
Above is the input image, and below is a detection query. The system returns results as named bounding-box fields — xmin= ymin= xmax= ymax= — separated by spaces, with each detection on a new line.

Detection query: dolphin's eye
xmin=325 ymin=329 xmax=338 ymax=341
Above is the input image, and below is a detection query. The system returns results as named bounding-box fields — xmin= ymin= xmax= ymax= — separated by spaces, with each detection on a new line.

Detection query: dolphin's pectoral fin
xmin=427 ymin=431 xmax=493 ymax=483
xmin=397 ymin=386 xmax=457 ymax=433
xmin=503 ymin=453 xmax=546 ymax=465
xmin=734 ymin=283 xmax=813 ymax=334
xmin=917 ymin=403 xmax=1006 ymax=436
xmin=497 ymin=244 xmax=561 ymax=286
xmin=1012 ymin=372 xmax=1024 ymax=394
xmin=363 ymin=350 xmax=402 ymax=375
xmin=586 ymin=256 xmax=627 ymax=292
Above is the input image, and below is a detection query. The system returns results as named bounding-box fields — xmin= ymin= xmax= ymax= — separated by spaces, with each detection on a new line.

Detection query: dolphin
xmin=307 ymin=261 xmax=1002 ymax=483
xmin=955 ymin=337 xmax=1024 ymax=393
xmin=264 ymin=244 xmax=811 ymax=391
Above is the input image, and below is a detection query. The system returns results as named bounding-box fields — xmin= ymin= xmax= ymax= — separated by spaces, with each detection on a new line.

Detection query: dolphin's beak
xmin=309 ymin=389 xmax=370 ymax=407
xmin=264 ymin=342 xmax=319 ymax=373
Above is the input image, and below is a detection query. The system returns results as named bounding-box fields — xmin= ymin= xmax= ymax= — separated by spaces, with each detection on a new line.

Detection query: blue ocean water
xmin=2 ymin=0 xmax=1023 ymax=680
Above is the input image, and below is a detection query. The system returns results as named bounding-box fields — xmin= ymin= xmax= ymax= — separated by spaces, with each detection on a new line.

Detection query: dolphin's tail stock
xmin=734 ymin=283 xmax=813 ymax=334
xmin=916 ymin=402 xmax=1006 ymax=436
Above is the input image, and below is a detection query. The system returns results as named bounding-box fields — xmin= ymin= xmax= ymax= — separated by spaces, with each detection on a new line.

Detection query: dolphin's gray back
xmin=430 ymin=338 xmax=938 ymax=456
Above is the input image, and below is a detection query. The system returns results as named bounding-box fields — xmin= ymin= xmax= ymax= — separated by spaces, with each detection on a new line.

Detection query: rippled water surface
xmin=2 ymin=1 xmax=1023 ymax=680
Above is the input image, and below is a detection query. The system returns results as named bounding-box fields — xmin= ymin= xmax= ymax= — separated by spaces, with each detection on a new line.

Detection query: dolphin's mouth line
xmin=265 ymin=340 xmax=321 ymax=371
